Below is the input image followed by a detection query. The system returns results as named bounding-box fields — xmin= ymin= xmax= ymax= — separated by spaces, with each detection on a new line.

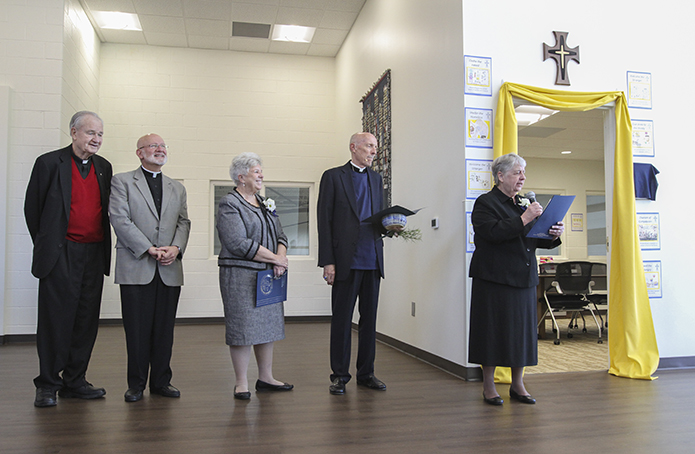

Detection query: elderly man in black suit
xmin=317 ymin=132 xmax=389 ymax=395
xmin=24 ymin=111 xmax=112 ymax=407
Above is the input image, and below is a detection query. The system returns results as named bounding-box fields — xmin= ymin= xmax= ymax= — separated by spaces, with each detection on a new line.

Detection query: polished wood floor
xmin=1 ymin=322 xmax=694 ymax=453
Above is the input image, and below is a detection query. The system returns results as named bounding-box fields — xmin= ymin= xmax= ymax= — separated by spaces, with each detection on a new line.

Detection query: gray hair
xmin=230 ymin=152 xmax=262 ymax=186
xmin=69 ymin=111 xmax=102 ymax=131
xmin=492 ymin=153 xmax=526 ymax=185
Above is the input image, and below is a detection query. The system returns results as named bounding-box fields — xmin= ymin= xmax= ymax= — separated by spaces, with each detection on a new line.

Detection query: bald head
xmin=136 ymin=133 xmax=168 ymax=171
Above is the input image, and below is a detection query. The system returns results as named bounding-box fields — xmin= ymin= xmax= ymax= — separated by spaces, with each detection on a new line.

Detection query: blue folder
xmin=526 ymin=195 xmax=575 ymax=240
xmin=256 ymin=269 xmax=288 ymax=307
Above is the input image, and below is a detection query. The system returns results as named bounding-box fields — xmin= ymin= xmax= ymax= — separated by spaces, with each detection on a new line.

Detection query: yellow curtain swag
xmin=491 ymin=82 xmax=658 ymax=382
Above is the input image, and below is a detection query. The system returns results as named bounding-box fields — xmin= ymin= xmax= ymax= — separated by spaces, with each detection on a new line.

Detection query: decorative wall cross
xmin=543 ymin=31 xmax=580 ymax=85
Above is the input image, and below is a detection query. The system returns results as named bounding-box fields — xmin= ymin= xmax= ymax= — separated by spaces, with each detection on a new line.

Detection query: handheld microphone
xmin=524 ymin=191 xmax=536 ymax=203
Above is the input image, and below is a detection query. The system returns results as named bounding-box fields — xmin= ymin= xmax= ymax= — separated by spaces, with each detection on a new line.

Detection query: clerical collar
xmin=141 ymin=166 xmax=161 ymax=178
xmin=71 ymin=153 xmax=91 ymax=165
xmin=350 ymin=163 xmax=367 ymax=174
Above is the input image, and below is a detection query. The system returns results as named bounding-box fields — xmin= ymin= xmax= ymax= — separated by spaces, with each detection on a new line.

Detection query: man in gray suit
xmin=109 ymin=133 xmax=190 ymax=402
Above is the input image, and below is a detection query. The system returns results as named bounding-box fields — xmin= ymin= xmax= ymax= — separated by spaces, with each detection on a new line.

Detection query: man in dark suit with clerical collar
xmin=24 ymin=111 xmax=113 ymax=407
xmin=317 ymin=132 xmax=388 ymax=395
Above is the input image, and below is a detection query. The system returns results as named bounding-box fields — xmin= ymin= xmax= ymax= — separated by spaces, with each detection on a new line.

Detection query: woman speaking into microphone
xmin=468 ymin=153 xmax=564 ymax=405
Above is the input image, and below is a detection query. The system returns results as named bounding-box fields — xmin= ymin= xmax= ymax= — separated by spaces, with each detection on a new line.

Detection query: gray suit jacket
xmin=109 ymin=167 xmax=191 ymax=286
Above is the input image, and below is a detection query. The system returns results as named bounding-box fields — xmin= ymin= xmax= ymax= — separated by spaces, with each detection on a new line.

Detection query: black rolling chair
xmin=538 ymin=261 xmax=603 ymax=345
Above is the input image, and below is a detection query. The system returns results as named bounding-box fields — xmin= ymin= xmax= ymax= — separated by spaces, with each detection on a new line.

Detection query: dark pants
xmin=120 ymin=269 xmax=180 ymax=390
xmin=330 ymin=269 xmax=381 ymax=383
xmin=35 ymin=241 xmax=105 ymax=391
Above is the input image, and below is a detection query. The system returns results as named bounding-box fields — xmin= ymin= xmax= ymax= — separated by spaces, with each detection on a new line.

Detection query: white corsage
xmin=262 ymin=198 xmax=278 ymax=217
xmin=517 ymin=197 xmax=531 ymax=208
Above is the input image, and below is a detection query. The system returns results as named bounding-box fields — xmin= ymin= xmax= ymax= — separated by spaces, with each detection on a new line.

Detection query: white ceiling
xmin=80 ymin=0 xmax=367 ymax=57
xmin=518 ymin=108 xmax=606 ymax=162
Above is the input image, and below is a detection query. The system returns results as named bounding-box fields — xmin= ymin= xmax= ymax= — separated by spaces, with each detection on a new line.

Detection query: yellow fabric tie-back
xmin=491 ymin=82 xmax=658 ymax=382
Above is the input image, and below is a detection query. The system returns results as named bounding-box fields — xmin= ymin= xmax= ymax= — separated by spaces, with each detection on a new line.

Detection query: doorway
xmin=515 ymin=106 xmax=609 ymax=373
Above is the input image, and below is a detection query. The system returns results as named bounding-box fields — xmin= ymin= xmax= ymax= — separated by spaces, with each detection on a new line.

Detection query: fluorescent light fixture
xmin=514 ymin=105 xmax=559 ymax=127
xmin=92 ymin=11 xmax=142 ymax=31
xmin=271 ymin=24 xmax=316 ymax=43
xmin=561 ymin=150 xmax=572 ymax=154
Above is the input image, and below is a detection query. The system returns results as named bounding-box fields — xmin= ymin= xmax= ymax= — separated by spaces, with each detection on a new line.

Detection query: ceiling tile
xmin=188 ymin=34 xmax=229 ymax=50
xmin=138 ymin=15 xmax=186 ymax=33
xmin=319 ymin=10 xmax=357 ymax=29
xmin=307 ymin=43 xmax=339 ymax=57
xmin=84 ymin=0 xmax=137 ymax=14
xmin=312 ymin=28 xmax=347 ymax=45
xmin=183 ymin=0 xmax=232 ymax=20
xmin=145 ymin=32 xmax=189 ymax=47
xmin=279 ymin=0 xmax=327 ymax=8
xmin=231 ymin=3 xmax=278 ymax=23
xmin=269 ymin=40 xmax=310 ymax=54
xmin=276 ymin=7 xmax=323 ymax=27
xmin=229 ymin=36 xmax=271 ymax=53
xmin=133 ymin=0 xmax=184 ymax=16
xmin=185 ymin=18 xmax=230 ymax=36
xmin=324 ymin=0 xmax=366 ymax=13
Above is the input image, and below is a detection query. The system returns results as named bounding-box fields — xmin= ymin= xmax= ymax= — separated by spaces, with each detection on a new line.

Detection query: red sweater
xmin=66 ymin=159 xmax=104 ymax=243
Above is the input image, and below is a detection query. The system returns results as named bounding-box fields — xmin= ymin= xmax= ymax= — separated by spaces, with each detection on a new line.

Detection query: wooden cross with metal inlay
xmin=543 ymin=31 xmax=580 ymax=85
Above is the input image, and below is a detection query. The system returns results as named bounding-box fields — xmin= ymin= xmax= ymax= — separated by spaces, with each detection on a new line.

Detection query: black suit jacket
xmin=317 ymin=162 xmax=385 ymax=281
xmin=24 ymin=144 xmax=112 ymax=279
xmin=469 ymin=186 xmax=560 ymax=288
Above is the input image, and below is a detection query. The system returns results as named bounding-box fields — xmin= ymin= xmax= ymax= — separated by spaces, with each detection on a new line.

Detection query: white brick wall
xmin=98 ymin=44 xmax=341 ymax=319
xmin=1 ymin=0 xmax=65 ymax=336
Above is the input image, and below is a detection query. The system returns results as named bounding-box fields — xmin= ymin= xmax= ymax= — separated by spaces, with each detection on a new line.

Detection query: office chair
xmin=538 ymin=261 xmax=603 ymax=345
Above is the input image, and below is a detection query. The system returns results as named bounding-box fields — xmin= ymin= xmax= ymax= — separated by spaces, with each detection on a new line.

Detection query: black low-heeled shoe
xmin=233 ymin=386 xmax=251 ymax=400
xmin=255 ymin=380 xmax=294 ymax=392
xmin=509 ymin=388 xmax=536 ymax=404
xmin=483 ymin=392 xmax=504 ymax=406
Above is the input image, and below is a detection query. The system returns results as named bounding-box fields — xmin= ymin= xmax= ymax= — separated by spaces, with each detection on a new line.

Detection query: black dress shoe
xmin=509 ymin=388 xmax=536 ymax=404
xmin=483 ymin=392 xmax=504 ymax=406
xmin=234 ymin=386 xmax=251 ymax=400
xmin=255 ymin=380 xmax=294 ymax=392
xmin=329 ymin=378 xmax=346 ymax=395
xmin=124 ymin=388 xmax=143 ymax=402
xmin=150 ymin=385 xmax=180 ymax=398
xmin=34 ymin=388 xmax=57 ymax=407
xmin=356 ymin=375 xmax=386 ymax=391
xmin=58 ymin=383 xmax=106 ymax=399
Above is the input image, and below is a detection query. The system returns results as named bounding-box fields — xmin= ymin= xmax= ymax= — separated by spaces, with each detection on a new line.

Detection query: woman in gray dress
xmin=217 ymin=152 xmax=293 ymax=400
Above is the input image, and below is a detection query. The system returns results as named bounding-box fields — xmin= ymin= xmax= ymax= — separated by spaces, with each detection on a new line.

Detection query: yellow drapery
xmin=490 ymin=82 xmax=658 ymax=382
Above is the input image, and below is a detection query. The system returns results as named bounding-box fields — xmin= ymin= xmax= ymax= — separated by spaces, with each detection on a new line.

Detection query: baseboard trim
xmin=360 ymin=323 xmax=481 ymax=381
xmin=657 ymin=356 xmax=695 ymax=370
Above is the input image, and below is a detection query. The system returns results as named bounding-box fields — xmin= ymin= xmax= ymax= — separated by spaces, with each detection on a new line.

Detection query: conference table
xmin=536 ymin=262 xmax=607 ymax=339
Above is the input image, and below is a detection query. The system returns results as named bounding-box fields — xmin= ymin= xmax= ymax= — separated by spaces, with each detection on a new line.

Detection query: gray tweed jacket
xmin=216 ymin=189 xmax=287 ymax=269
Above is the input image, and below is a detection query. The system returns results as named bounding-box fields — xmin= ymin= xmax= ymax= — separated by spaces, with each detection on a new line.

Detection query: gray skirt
xmin=219 ymin=266 xmax=285 ymax=346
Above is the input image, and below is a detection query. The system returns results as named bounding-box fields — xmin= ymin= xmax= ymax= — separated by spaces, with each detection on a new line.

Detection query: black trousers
xmin=330 ymin=269 xmax=381 ymax=383
xmin=120 ymin=269 xmax=180 ymax=390
xmin=35 ymin=240 xmax=105 ymax=391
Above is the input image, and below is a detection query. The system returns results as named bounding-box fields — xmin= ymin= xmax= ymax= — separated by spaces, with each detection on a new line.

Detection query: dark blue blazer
xmin=317 ymin=162 xmax=385 ymax=281
xmin=24 ymin=145 xmax=112 ymax=279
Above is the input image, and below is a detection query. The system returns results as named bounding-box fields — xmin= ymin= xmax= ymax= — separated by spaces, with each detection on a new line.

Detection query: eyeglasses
xmin=138 ymin=144 xmax=169 ymax=150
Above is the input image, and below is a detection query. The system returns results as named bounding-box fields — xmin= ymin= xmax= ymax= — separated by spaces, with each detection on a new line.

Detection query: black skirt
xmin=468 ymin=278 xmax=537 ymax=367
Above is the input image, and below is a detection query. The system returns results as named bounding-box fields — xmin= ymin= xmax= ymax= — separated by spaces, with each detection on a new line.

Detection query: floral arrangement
xmin=262 ymin=198 xmax=278 ymax=217
xmin=391 ymin=228 xmax=422 ymax=242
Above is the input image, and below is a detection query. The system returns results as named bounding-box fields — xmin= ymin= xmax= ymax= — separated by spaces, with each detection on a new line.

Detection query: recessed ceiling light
xmin=561 ymin=150 xmax=572 ymax=154
xmin=92 ymin=11 xmax=142 ymax=31
xmin=271 ymin=24 xmax=316 ymax=43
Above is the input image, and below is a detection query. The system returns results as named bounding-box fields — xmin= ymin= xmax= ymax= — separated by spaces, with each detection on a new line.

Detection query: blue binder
xmin=256 ymin=269 xmax=288 ymax=307
xmin=526 ymin=195 xmax=575 ymax=240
